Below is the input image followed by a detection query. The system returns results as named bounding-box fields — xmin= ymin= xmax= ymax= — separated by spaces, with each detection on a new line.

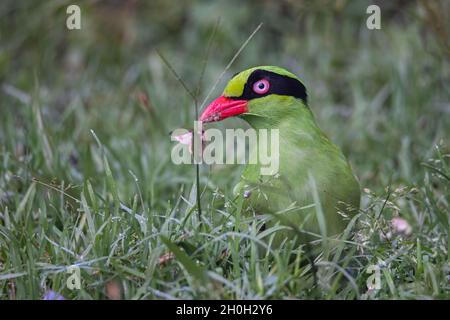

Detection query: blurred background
xmin=0 ymin=0 xmax=449 ymax=299
xmin=1 ymin=0 xmax=449 ymax=194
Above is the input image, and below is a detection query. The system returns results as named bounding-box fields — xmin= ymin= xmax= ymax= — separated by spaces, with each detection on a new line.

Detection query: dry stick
xmin=195 ymin=22 xmax=262 ymax=224
xmin=32 ymin=177 xmax=80 ymax=204
xmin=155 ymin=50 xmax=203 ymax=221
xmin=155 ymin=50 xmax=196 ymax=102
xmin=376 ymin=183 xmax=393 ymax=247
xmin=195 ymin=20 xmax=220 ymax=214
xmin=199 ymin=23 xmax=263 ymax=110
xmin=157 ymin=22 xmax=263 ymax=225
xmin=193 ymin=18 xmax=220 ymax=225
xmin=195 ymin=22 xmax=261 ymax=224
xmin=195 ymin=18 xmax=221 ymax=101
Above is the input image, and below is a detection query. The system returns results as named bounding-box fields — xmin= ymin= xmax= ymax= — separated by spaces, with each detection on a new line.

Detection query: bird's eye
xmin=252 ymin=79 xmax=270 ymax=94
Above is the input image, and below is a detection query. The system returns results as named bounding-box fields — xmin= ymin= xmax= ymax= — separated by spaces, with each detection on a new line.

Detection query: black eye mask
xmin=230 ymin=69 xmax=307 ymax=103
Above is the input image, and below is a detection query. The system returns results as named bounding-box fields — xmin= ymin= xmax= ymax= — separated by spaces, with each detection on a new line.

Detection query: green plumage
xmin=226 ymin=66 xmax=361 ymax=245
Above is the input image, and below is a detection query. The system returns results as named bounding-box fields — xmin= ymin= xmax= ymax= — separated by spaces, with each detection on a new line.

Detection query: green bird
xmin=200 ymin=66 xmax=360 ymax=246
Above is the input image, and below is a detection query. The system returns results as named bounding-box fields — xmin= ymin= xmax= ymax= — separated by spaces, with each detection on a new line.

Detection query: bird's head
xmin=200 ymin=66 xmax=308 ymax=126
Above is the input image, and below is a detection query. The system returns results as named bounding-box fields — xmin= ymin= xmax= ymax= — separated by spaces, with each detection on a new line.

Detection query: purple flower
xmin=43 ymin=290 xmax=65 ymax=300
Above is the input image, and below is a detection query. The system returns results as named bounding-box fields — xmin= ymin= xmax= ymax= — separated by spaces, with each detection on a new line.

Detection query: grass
xmin=0 ymin=0 xmax=449 ymax=299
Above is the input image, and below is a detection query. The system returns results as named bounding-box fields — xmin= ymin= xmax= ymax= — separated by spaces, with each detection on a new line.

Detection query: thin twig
xmin=155 ymin=49 xmax=203 ymax=221
xmin=377 ymin=185 xmax=392 ymax=220
xmin=195 ymin=18 xmax=221 ymax=106
xmin=157 ymin=22 xmax=263 ymax=226
xmin=155 ymin=49 xmax=196 ymax=102
xmin=32 ymin=177 xmax=80 ymax=203
xmin=376 ymin=184 xmax=393 ymax=246
xmin=199 ymin=23 xmax=263 ymax=110
xmin=193 ymin=19 xmax=221 ymax=223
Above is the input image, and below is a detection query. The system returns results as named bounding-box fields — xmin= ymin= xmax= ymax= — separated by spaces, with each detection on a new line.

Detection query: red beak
xmin=200 ymin=96 xmax=248 ymax=122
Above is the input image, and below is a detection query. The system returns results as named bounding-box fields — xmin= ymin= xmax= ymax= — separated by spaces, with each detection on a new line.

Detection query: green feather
xmin=226 ymin=66 xmax=361 ymax=246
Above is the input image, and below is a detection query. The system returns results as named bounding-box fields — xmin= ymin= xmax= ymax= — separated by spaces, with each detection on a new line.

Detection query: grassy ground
xmin=0 ymin=0 xmax=449 ymax=299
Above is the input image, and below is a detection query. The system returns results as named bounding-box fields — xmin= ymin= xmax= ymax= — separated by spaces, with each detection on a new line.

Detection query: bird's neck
xmin=241 ymin=99 xmax=323 ymax=144
xmin=239 ymin=98 xmax=330 ymax=179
